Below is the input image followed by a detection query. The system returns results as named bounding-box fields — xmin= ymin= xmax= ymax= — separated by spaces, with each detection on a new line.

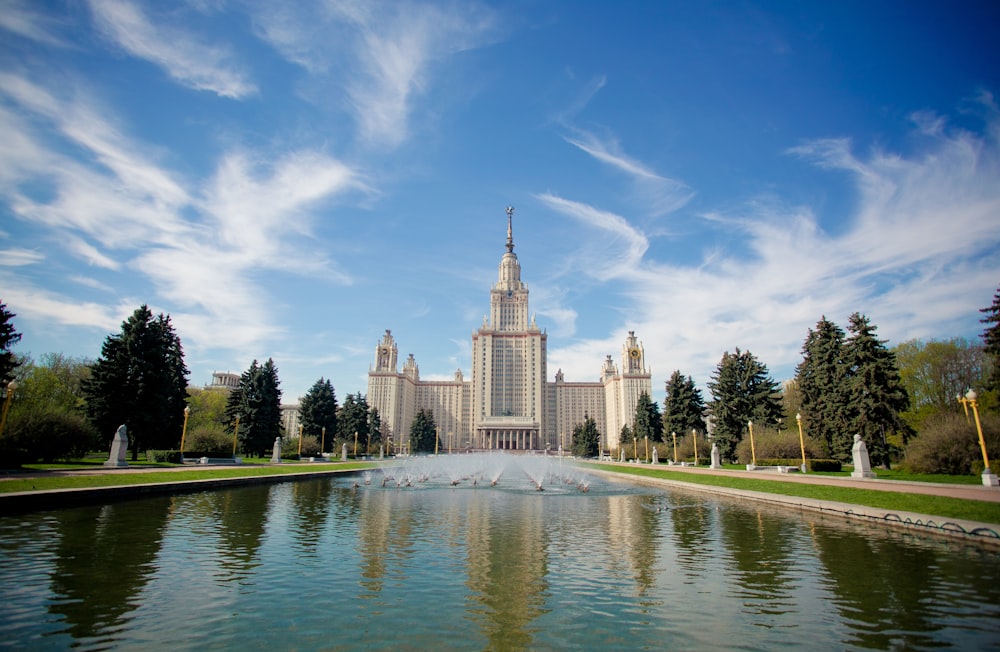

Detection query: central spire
xmin=505 ymin=205 xmax=515 ymax=253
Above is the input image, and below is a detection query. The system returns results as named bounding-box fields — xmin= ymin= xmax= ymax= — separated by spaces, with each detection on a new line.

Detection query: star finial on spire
xmin=505 ymin=205 xmax=515 ymax=253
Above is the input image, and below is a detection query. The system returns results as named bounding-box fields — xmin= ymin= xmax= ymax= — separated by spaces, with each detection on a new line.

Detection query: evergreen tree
xmin=844 ymin=313 xmax=909 ymax=467
xmin=224 ymin=358 xmax=283 ymax=457
xmin=337 ymin=392 xmax=370 ymax=453
xmin=299 ymin=377 xmax=338 ymax=452
xmin=662 ymin=370 xmax=706 ymax=441
xmin=707 ymin=348 xmax=783 ymax=461
xmin=83 ymin=305 xmax=189 ymax=459
xmin=796 ymin=317 xmax=851 ymax=458
xmin=572 ymin=415 xmax=601 ymax=458
xmin=0 ymin=301 xmax=22 ymax=384
xmin=981 ymin=286 xmax=1000 ymax=393
xmin=368 ymin=407 xmax=383 ymax=452
xmin=632 ymin=391 xmax=663 ymax=443
xmin=409 ymin=408 xmax=437 ymax=453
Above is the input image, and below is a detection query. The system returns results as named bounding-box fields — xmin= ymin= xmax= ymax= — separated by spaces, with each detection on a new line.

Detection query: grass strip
xmin=584 ymin=463 xmax=1000 ymax=525
xmin=0 ymin=462 xmax=378 ymax=494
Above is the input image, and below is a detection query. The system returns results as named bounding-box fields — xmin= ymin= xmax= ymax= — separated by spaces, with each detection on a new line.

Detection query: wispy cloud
xmin=0 ymin=71 xmax=366 ymax=358
xmin=250 ymin=0 xmax=499 ymax=146
xmin=87 ymin=0 xmax=256 ymax=99
xmin=0 ymin=248 xmax=43 ymax=266
xmin=546 ymin=103 xmax=1000 ymax=388
xmin=0 ymin=0 xmax=73 ymax=48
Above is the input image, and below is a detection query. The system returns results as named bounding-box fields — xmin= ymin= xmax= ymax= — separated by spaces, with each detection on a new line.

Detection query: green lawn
xmin=585 ymin=462 xmax=1000 ymax=525
xmin=0 ymin=461 xmax=379 ymax=493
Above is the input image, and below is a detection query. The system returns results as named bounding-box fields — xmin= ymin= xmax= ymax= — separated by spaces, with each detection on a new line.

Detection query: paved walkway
xmin=602 ymin=462 xmax=1000 ymax=503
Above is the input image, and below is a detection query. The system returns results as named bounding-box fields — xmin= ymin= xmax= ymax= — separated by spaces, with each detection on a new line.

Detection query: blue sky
xmin=2 ymin=1 xmax=999 ymax=406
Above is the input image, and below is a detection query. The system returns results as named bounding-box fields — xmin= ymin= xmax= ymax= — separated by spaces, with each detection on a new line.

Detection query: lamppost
xmin=958 ymin=390 xmax=999 ymax=487
xmin=231 ymin=415 xmax=240 ymax=456
xmin=297 ymin=424 xmax=304 ymax=457
xmin=354 ymin=430 xmax=359 ymax=458
xmin=321 ymin=426 xmax=326 ymax=455
xmin=435 ymin=427 xmax=439 ymax=456
xmin=692 ymin=428 xmax=699 ymax=466
xmin=180 ymin=405 xmax=191 ymax=454
xmin=747 ymin=420 xmax=757 ymax=469
xmin=633 ymin=435 xmax=637 ymax=461
xmin=795 ymin=412 xmax=807 ymax=473
xmin=672 ymin=431 xmax=677 ymax=464
xmin=644 ymin=435 xmax=649 ymax=463
xmin=0 ymin=380 xmax=18 ymax=438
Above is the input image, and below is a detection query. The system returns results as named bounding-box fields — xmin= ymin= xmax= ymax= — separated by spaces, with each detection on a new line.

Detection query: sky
xmin=1 ymin=0 xmax=999 ymax=407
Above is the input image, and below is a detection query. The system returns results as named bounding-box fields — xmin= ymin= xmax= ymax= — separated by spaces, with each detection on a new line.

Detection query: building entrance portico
xmin=476 ymin=418 xmax=540 ymax=450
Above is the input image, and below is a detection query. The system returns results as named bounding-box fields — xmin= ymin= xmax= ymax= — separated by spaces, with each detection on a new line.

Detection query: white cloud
xmin=87 ymin=0 xmax=256 ymax=99
xmin=0 ymin=0 xmax=72 ymax=48
xmin=0 ymin=248 xmax=43 ymax=266
xmin=547 ymin=106 xmax=1000 ymax=392
xmin=249 ymin=0 xmax=498 ymax=146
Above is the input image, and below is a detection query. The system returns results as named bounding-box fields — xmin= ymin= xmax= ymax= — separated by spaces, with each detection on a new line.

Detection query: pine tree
xmin=0 ymin=301 xmax=23 ymax=384
xmin=224 ymin=358 xmax=283 ymax=457
xmin=337 ymin=392 xmax=370 ymax=454
xmin=662 ymin=370 xmax=706 ymax=442
xmin=844 ymin=313 xmax=909 ymax=467
xmin=83 ymin=305 xmax=189 ymax=459
xmin=572 ymin=415 xmax=601 ymax=457
xmin=632 ymin=391 xmax=663 ymax=443
xmin=368 ymin=407 xmax=383 ymax=452
xmin=409 ymin=408 xmax=437 ymax=453
xmin=981 ymin=286 xmax=1000 ymax=393
xmin=796 ymin=316 xmax=851 ymax=458
xmin=708 ymin=348 xmax=784 ymax=461
xmin=299 ymin=377 xmax=338 ymax=452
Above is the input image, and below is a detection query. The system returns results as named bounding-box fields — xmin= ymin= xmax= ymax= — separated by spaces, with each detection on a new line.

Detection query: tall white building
xmin=367 ymin=208 xmax=651 ymax=453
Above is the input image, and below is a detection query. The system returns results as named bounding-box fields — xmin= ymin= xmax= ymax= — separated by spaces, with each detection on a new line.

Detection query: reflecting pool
xmin=1 ymin=454 xmax=998 ymax=650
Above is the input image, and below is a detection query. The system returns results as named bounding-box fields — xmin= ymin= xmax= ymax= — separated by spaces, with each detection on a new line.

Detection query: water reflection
xmin=0 ymin=462 xmax=998 ymax=650
xmin=47 ymin=498 xmax=171 ymax=644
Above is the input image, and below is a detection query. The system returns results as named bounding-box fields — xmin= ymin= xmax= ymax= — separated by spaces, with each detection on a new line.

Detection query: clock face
xmin=629 ymin=347 xmax=641 ymax=359
xmin=506 ymin=290 xmax=513 ymax=298
xmin=380 ymin=347 xmax=389 ymax=355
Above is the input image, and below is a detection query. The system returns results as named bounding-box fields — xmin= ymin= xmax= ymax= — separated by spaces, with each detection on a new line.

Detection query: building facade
xmin=367 ymin=208 xmax=651 ymax=453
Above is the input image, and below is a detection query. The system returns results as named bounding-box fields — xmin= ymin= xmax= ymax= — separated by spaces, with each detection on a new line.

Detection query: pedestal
xmin=983 ymin=471 xmax=1000 ymax=487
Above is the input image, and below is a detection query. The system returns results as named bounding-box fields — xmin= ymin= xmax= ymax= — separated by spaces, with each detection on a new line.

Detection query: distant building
xmin=367 ymin=208 xmax=651 ymax=453
xmin=208 ymin=371 xmax=300 ymax=438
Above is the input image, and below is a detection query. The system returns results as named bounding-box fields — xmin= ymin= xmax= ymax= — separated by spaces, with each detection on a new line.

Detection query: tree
xmin=893 ymin=338 xmax=989 ymax=429
xmin=844 ymin=313 xmax=909 ymax=467
xmin=662 ymin=370 xmax=706 ymax=441
xmin=796 ymin=317 xmax=851 ymax=458
xmin=981 ymin=286 xmax=1000 ymax=394
xmin=299 ymin=377 xmax=338 ymax=452
xmin=409 ymin=408 xmax=437 ymax=453
xmin=83 ymin=305 xmax=189 ymax=459
xmin=224 ymin=358 xmax=283 ymax=457
xmin=572 ymin=415 xmax=601 ymax=458
xmin=337 ymin=392 xmax=370 ymax=453
xmin=0 ymin=301 xmax=23 ymax=384
xmin=632 ymin=391 xmax=663 ymax=443
xmin=368 ymin=407 xmax=383 ymax=453
xmin=708 ymin=348 xmax=784 ymax=461
xmin=11 ymin=353 xmax=92 ymax=417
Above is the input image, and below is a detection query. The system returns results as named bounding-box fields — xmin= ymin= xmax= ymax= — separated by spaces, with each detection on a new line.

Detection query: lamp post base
xmin=982 ymin=471 xmax=999 ymax=487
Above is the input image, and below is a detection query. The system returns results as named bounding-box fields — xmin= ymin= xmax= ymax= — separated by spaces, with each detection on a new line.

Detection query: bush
xmin=901 ymin=411 xmax=999 ymax=475
xmin=184 ymin=426 xmax=231 ymax=454
xmin=146 ymin=450 xmax=182 ymax=463
xmin=281 ymin=435 xmax=321 ymax=459
xmin=4 ymin=409 xmax=99 ymax=463
xmin=733 ymin=427 xmax=825 ymax=465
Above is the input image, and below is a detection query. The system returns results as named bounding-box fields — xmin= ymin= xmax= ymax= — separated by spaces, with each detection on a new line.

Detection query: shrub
xmin=146 ymin=450 xmax=182 ymax=463
xmin=901 ymin=411 xmax=999 ymax=475
xmin=281 ymin=435 xmax=321 ymax=459
xmin=733 ymin=427 xmax=825 ymax=465
xmin=4 ymin=409 xmax=99 ymax=463
xmin=184 ymin=426 xmax=231 ymax=453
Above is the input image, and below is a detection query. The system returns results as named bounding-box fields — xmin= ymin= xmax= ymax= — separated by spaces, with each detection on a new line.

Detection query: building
xmin=367 ymin=207 xmax=651 ymax=453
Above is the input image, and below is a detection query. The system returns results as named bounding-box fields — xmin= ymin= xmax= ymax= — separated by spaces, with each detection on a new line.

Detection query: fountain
xmin=0 ymin=452 xmax=998 ymax=650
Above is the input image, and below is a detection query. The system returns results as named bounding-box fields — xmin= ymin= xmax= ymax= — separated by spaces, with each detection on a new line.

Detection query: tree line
xmin=2 ymin=288 xmax=998 ymax=471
